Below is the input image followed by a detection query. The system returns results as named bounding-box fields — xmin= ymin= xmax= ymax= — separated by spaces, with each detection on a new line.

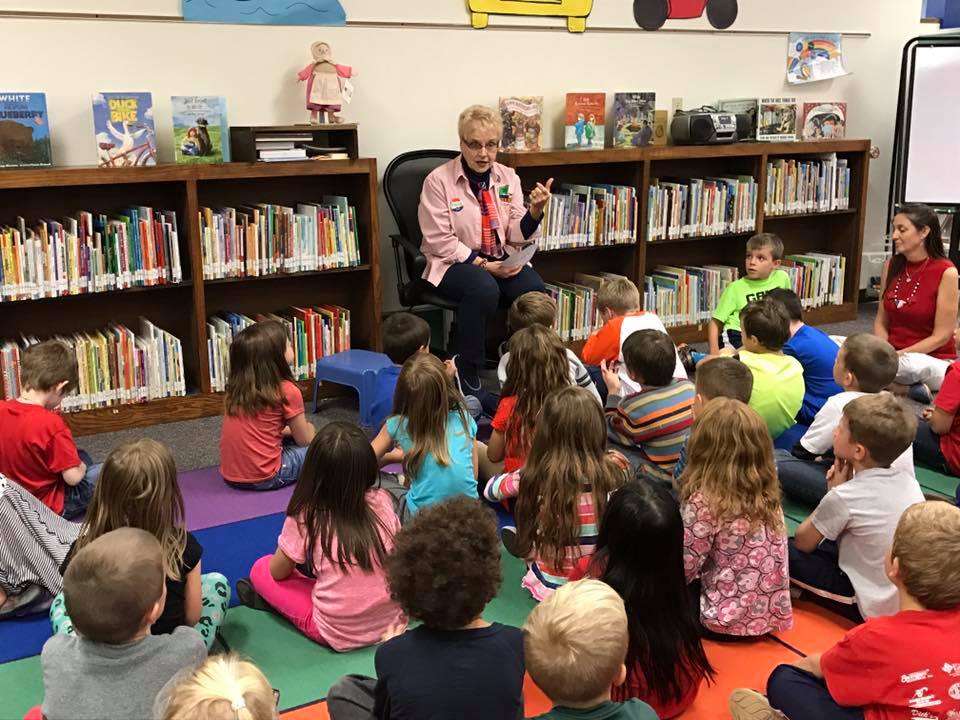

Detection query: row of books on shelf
xmin=544 ymin=271 xmax=630 ymax=342
xmin=0 ymin=318 xmax=185 ymax=411
xmin=0 ymin=208 xmax=183 ymax=302
xmin=764 ymin=154 xmax=851 ymax=216
xmin=199 ymin=197 xmax=361 ymax=279
xmin=646 ymin=176 xmax=758 ymax=241
xmin=539 ymin=184 xmax=638 ymax=250
xmin=644 ymin=253 xmax=846 ymax=327
xmin=207 ymin=304 xmax=350 ymax=391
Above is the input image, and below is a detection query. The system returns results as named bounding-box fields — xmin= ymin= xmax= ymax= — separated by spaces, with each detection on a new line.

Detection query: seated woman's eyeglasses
xmin=463 ymin=139 xmax=500 ymax=152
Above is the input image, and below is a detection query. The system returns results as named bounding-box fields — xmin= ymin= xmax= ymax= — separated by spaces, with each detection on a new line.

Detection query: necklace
xmin=892 ymin=258 xmax=931 ymax=309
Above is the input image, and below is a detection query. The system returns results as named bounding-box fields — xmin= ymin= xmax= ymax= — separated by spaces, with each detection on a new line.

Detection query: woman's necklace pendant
xmin=896 ymin=299 xmax=907 ymax=309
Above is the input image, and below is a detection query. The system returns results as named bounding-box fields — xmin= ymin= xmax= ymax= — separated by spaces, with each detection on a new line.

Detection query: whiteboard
xmin=905 ymin=44 xmax=960 ymax=204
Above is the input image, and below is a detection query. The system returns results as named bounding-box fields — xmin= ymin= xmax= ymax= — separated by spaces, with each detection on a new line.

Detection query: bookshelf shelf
xmin=0 ymin=161 xmax=382 ymax=436
xmin=538 ymin=243 xmax=633 ymax=256
xmin=499 ymin=139 xmax=870 ymax=346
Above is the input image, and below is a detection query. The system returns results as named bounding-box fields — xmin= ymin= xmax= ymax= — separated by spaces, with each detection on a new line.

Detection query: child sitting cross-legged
xmin=156 ymin=653 xmax=279 ymax=720
xmin=571 ymin=483 xmax=715 ymax=718
xmin=326 ymin=497 xmax=525 ymax=720
xmin=603 ymin=329 xmax=695 ymax=484
xmin=680 ymin=398 xmax=793 ymax=638
xmin=239 ymin=422 xmax=405 ymax=651
xmin=913 ymin=359 xmax=960 ymax=491
xmin=50 ymin=439 xmax=230 ymax=650
xmin=369 ymin=311 xmax=431 ymax=432
xmin=524 ymin=579 xmax=659 ymax=719
xmin=41 ymin=528 xmax=207 ymax=720
xmin=582 ymin=277 xmax=686 ymax=400
xmin=738 ymin=298 xmax=804 ymax=441
xmin=673 ymin=356 xmax=754 ymax=482
xmin=731 ymin=501 xmax=960 ymax=720
xmin=776 ymin=334 xmax=914 ymax=507
xmin=790 ymin=393 xmax=925 ymax=622
xmin=498 ymin=291 xmax=600 ymax=403
xmin=485 ymin=386 xmax=628 ymax=601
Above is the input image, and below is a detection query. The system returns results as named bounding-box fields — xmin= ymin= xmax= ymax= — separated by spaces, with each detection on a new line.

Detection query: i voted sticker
xmin=450 ymin=198 xmax=463 ymax=212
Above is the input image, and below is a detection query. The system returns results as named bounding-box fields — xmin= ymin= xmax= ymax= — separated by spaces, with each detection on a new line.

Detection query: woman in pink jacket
xmin=418 ymin=105 xmax=553 ymax=412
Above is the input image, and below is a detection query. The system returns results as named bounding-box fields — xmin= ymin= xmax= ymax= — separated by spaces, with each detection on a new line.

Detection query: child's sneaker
xmin=677 ymin=343 xmax=697 ymax=375
xmin=907 ymin=382 xmax=932 ymax=405
xmin=729 ymin=689 xmax=787 ymax=720
xmin=500 ymin=526 xmax=521 ymax=558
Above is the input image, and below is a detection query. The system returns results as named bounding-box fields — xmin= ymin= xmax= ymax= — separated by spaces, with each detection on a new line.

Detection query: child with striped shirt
xmin=484 ymin=387 xmax=627 ymax=600
xmin=603 ymin=329 xmax=695 ymax=483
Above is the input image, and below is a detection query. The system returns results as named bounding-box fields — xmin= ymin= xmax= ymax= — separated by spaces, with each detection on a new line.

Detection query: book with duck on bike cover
xmin=92 ymin=92 xmax=157 ymax=167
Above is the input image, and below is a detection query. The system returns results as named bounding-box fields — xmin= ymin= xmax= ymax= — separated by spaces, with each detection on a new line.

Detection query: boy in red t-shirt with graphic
xmin=730 ymin=501 xmax=960 ymax=720
xmin=0 ymin=341 xmax=101 ymax=518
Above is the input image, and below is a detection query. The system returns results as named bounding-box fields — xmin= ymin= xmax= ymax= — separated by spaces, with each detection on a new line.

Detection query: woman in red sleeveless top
xmin=875 ymin=203 xmax=958 ymax=397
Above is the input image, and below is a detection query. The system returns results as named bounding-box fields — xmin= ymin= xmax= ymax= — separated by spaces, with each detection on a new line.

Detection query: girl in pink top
xmin=219 ymin=321 xmax=316 ymax=490
xmin=679 ymin=398 xmax=793 ymax=638
xmin=242 ymin=422 xmax=405 ymax=651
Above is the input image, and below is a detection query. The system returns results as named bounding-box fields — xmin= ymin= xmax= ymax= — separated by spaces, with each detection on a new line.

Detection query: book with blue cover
xmin=0 ymin=92 xmax=52 ymax=167
xmin=171 ymin=96 xmax=230 ymax=164
xmin=91 ymin=92 xmax=157 ymax=167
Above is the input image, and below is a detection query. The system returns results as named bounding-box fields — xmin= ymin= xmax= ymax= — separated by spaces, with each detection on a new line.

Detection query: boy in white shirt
xmin=776 ymin=334 xmax=915 ymax=507
xmin=790 ymin=393 xmax=925 ymax=622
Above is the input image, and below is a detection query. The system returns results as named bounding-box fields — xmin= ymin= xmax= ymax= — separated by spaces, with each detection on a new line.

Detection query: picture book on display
xmin=171 ymin=96 xmax=230 ymax=164
xmin=565 ymin=93 xmax=605 ymax=150
xmin=0 ymin=93 xmax=51 ymax=168
xmin=757 ymin=97 xmax=798 ymax=142
xmin=717 ymin=98 xmax=758 ymax=139
xmin=613 ymin=92 xmax=656 ymax=148
xmin=499 ymin=96 xmax=543 ymax=152
xmin=91 ymin=92 xmax=156 ymax=167
xmin=799 ymin=102 xmax=846 ymax=140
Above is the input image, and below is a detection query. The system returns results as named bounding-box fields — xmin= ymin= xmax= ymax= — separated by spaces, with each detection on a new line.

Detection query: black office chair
xmin=383 ymin=149 xmax=460 ymax=311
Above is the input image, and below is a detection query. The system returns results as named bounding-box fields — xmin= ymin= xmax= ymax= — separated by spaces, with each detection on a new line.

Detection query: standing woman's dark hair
xmin=588 ymin=482 xmax=714 ymax=712
xmin=286 ymin=422 xmax=388 ymax=573
xmin=886 ymin=203 xmax=946 ymax=283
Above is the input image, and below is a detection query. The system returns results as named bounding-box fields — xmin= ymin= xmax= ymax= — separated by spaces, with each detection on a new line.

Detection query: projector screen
xmin=905 ymin=45 xmax=960 ymax=204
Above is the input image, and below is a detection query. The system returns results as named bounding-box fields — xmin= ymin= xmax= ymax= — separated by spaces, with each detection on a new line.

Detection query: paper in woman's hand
xmin=501 ymin=243 xmax=538 ymax=269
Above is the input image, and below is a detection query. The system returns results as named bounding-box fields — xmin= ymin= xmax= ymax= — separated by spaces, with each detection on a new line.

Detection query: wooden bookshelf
xmin=0 ymin=160 xmax=381 ymax=436
xmin=500 ymin=139 xmax=871 ymax=344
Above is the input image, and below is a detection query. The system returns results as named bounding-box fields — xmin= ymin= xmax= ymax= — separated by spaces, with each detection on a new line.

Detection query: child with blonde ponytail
xmin=158 ymin=654 xmax=279 ymax=720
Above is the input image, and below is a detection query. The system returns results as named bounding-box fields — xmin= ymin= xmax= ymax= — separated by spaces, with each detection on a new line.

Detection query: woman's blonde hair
xmin=516 ymin=386 xmax=627 ymax=568
xmin=392 ymin=353 xmax=471 ymax=480
xmin=678 ymin=398 xmax=783 ymax=531
xmin=458 ymin=104 xmax=502 ymax=139
xmin=162 ymin=654 xmax=278 ymax=720
xmin=74 ymin=438 xmax=187 ymax=581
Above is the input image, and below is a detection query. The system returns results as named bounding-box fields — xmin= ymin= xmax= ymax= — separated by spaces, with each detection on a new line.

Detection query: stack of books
xmin=544 ymin=272 xmax=630 ymax=342
xmin=781 ymin=253 xmax=846 ymax=308
xmin=0 ymin=208 xmax=182 ymax=301
xmin=540 ymin=183 xmax=638 ymax=250
xmin=255 ymin=134 xmax=349 ymax=162
xmin=647 ymin=176 xmax=758 ymax=241
xmin=0 ymin=318 xmax=186 ymax=410
xmin=764 ymin=154 xmax=850 ymax=215
xmin=198 ymin=197 xmax=360 ymax=279
xmin=644 ymin=264 xmax=740 ymax=327
xmin=207 ymin=305 xmax=351 ymax=390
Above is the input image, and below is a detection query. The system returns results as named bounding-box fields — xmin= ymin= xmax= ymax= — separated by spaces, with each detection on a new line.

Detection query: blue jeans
xmin=767 ymin=665 xmax=864 ymax=720
xmin=788 ymin=538 xmax=863 ymax=624
xmin=62 ymin=455 xmax=102 ymax=520
xmin=775 ymin=448 xmax=829 ymax=507
xmin=913 ymin=418 xmax=953 ymax=475
xmin=225 ymin=444 xmax=308 ymax=491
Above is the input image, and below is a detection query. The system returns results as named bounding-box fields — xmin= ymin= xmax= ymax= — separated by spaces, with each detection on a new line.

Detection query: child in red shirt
xmin=913 ymin=361 xmax=960 ymax=497
xmin=730 ymin=501 xmax=960 ymax=720
xmin=0 ymin=341 xmax=100 ymax=518
xmin=219 ymin=320 xmax=316 ymax=490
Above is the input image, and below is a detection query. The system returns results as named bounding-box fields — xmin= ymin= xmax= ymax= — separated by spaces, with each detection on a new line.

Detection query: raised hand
xmin=528 ymin=177 xmax=554 ymax=219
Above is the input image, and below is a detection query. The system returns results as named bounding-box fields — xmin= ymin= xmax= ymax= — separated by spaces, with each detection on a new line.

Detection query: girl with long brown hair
xmin=484 ymin=386 xmax=627 ymax=601
xmin=488 ymin=324 xmax=571 ymax=473
xmin=49 ymin=439 xmax=230 ymax=649
xmin=219 ymin=320 xmax=316 ymax=490
xmin=371 ymin=353 xmax=479 ymax=518
xmin=679 ymin=398 xmax=793 ymax=638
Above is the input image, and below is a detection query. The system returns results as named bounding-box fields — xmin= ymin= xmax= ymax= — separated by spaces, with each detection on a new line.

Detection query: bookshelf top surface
xmin=499 ymin=139 xmax=871 ymax=167
xmin=0 ymin=159 xmax=377 ymax=188
xmin=231 ymin=124 xmax=359 ymax=132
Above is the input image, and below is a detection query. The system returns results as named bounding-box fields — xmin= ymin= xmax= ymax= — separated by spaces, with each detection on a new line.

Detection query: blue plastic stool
xmin=313 ymin=349 xmax=395 ymax=426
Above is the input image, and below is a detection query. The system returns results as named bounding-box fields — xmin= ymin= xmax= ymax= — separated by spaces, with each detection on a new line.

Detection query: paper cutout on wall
xmin=633 ymin=0 xmax=738 ymax=31
xmin=467 ymin=0 xmax=594 ymax=33
xmin=182 ymin=0 xmax=346 ymax=25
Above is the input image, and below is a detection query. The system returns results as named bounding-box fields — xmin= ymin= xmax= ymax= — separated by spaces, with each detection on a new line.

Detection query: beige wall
xmin=0 ymin=0 xmax=927 ymax=306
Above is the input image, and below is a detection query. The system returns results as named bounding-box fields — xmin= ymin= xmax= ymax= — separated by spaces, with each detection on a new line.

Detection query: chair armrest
xmin=390 ymin=233 xmax=423 ymax=259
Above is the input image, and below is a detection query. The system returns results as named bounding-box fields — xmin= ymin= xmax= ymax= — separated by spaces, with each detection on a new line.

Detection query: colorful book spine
xmin=643 ymin=264 xmax=740 ymax=327
xmin=764 ymin=154 xmax=850 ymax=216
xmin=646 ymin=176 xmax=758 ymax=241
xmin=540 ymin=183 xmax=637 ymax=250
xmin=781 ymin=253 xmax=846 ymax=309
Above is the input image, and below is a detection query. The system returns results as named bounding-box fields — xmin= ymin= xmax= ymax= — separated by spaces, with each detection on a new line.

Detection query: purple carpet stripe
xmin=179 ymin=467 xmax=294 ymax=531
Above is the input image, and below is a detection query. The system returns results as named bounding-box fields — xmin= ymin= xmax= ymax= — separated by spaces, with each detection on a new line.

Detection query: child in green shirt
xmin=709 ymin=233 xmax=792 ymax=355
xmin=738 ymin=299 xmax=805 ymax=440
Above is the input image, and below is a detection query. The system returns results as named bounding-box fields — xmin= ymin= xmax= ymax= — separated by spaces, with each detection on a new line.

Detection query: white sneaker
xmin=729 ymin=689 xmax=787 ymax=720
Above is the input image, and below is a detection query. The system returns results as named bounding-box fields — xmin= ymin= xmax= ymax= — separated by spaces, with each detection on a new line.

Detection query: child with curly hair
xmin=326 ymin=497 xmax=524 ymax=720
